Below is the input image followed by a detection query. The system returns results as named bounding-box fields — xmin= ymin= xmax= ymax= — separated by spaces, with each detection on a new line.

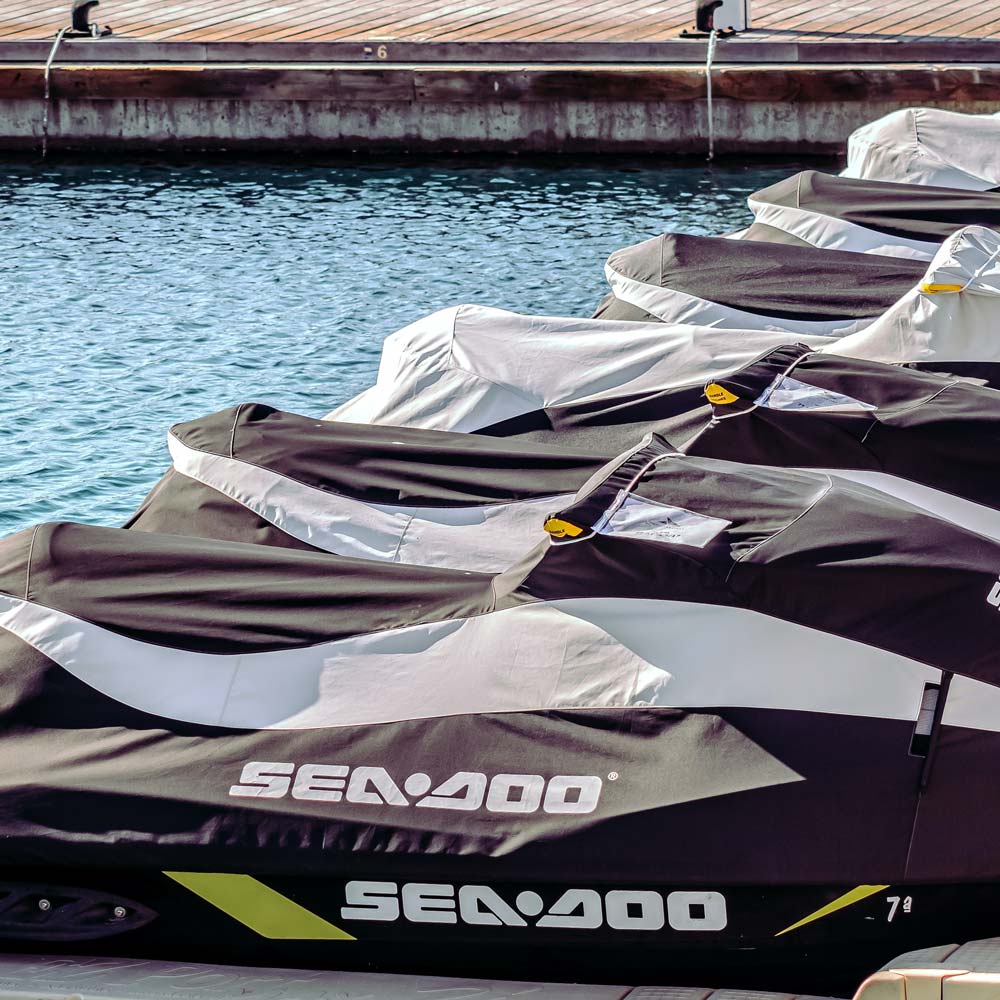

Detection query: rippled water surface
xmin=1 ymin=159 xmax=805 ymax=534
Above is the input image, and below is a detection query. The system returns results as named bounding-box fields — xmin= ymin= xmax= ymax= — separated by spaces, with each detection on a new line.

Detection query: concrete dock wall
xmin=0 ymin=61 xmax=998 ymax=155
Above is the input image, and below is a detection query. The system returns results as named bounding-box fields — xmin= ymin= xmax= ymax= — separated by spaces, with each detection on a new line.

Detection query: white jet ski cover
xmin=2 ymin=444 xmax=1000 ymax=882
xmin=329 ymin=242 xmax=1000 ymax=441
xmin=821 ymin=226 xmax=1000 ymax=384
xmin=128 ymin=404 xmax=607 ymax=570
xmin=843 ymin=109 xmax=1000 ymax=192
xmin=597 ymin=233 xmax=925 ymax=333
xmin=744 ymin=170 xmax=1000 ymax=259
xmin=326 ymin=306 xmax=850 ymax=437
xmin=683 ymin=343 xmax=1000 ymax=540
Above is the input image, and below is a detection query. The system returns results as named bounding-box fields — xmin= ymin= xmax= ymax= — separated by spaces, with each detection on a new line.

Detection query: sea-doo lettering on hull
xmin=229 ymin=762 xmax=603 ymax=814
xmin=341 ymin=881 xmax=728 ymax=932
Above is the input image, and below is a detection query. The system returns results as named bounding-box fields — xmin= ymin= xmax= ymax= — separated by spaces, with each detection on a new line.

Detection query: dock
xmin=0 ymin=0 xmax=998 ymax=154
xmin=6 ymin=937 xmax=1000 ymax=1000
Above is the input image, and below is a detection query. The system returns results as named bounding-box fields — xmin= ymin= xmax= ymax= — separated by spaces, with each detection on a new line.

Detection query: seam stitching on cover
xmin=726 ymin=476 xmax=834 ymax=583
xmin=23 ymin=525 xmax=39 ymax=601
xmin=229 ymin=402 xmax=245 ymax=459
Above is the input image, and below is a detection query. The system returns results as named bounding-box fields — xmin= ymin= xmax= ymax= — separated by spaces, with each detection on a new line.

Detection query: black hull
xmin=1 ymin=866 xmax=997 ymax=995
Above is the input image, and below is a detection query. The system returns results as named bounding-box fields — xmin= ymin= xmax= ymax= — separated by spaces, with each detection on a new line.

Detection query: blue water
xmin=0 ymin=160 xmax=802 ymax=536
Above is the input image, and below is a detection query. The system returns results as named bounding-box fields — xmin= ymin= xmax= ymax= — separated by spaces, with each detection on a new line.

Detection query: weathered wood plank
xmin=3 ymin=61 xmax=997 ymax=103
xmin=6 ymin=37 xmax=1000 ymax=63
xmin=2 ymin=0 xmax=998 ymax=44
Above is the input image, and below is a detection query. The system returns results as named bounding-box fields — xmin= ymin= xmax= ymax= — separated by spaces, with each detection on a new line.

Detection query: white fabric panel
xmin=945 ymin=676 xmax=1000 ymax=732
xmin=843 ymin=109 xmax=1000 ymax=191
xmin=327 ymin=308 xmax=526 ymax=432
xmin=549 ymin=598 xmax=948 ymax=723
xmin=821 ymin=470 xmax=1000 ymax=543
xmin=0 ymin=596 xmax=666 ymax=730
xmin=557 ymin=598 xmax=1000 ymax=735
xmin=5 ymin=589 xmax=999 ymax=732
xmin=604 ymin=242 xmax=875 ymax=335
xmin=167 ymin=434 xmax=565 ymax=572
xmin=325 ymin=305 xmax=841 ymax=431
xmin=595 ymin=492 xmax=731 ymax=548
xmin=746 ymin=192 xmax=940 ymax=260
xmin=755 ymin=375 xmax=877 ymax=412
xmin=824 ymin=227 xmax=1000 ymax=366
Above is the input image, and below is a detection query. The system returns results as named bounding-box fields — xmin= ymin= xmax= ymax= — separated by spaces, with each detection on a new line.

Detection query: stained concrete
xmin=0 ymin=61 xmax=997 ymax=155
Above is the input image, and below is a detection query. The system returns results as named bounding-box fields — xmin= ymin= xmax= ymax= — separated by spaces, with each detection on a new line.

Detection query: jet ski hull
xmin=1 ymin=866 xmax=998 ymax=994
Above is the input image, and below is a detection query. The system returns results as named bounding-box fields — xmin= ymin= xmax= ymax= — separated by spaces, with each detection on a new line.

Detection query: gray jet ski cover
xmin=329 ymin=232 xmax=1000 ymax=436
xmin=596 ymin=232 xmax=925 ymax=331
xmin=744 ymin=171 xmax=1000 ymax=259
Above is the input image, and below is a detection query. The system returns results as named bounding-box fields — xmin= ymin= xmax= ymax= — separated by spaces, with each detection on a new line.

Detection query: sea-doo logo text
xmin=229 ymin=762 xmax=603 ymax=814
xmin=988 ymin=577 xmax=1000 ymax=610
xmin=342 ymin=882 xmax=728 ymax=932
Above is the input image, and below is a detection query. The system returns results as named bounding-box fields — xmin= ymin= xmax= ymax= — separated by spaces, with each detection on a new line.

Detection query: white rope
xmin=41 ymin=26 xmax=69 ymax=160
xmin=705 ymin=28 xmax=719 ymax=162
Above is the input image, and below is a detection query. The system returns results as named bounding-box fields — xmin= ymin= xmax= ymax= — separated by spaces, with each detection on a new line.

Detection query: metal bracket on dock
xmin=39 ymin=0 xmax=113 ymax=159
xmin=681 ymin=0 xmax=750 ymax=36
xmin=66 ymin=0 xmax=114 ymax=38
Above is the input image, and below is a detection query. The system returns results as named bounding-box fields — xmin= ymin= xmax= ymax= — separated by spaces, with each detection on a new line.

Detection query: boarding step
xmin=853 ymin=938 xmax=1000 ymax=1000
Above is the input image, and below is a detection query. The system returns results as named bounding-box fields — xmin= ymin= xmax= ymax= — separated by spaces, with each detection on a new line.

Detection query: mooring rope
xmin=705 ymin=27 xmax=719 ymax=162
xmin=41 ymin=26 xmax=69 ymax=160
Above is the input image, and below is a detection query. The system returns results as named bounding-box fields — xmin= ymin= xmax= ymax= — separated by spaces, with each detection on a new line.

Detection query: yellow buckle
xmin=920 ymin=282 xmax=964 ymax=294
xmin=705 ymin=382 xmax=740 ymax=405
xmin=544 ymin=517 xmax=584 ymax=538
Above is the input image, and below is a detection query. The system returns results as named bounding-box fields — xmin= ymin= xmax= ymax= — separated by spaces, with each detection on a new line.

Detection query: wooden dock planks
xmin=2 ymin=0 xmax=998 ymax=43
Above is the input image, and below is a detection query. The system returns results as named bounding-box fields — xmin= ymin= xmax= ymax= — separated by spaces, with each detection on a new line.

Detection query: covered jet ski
xmin=329 ymin=233 xmax=1000 ymax=437
xmin=742 ymin=171 xmax=1000 ymax=259
xmin=683 ymin=344 xmax=1000 ymax=541
xmin=842 ymin=109 xmax=1000 ymax=191
xmin=1 ymin=442 xmax=1000 ymax=982
xmin=131 ymin=345 xmax=1000 ymax=564
xmin=595 ymin=232 xmax=925 ymax=330
xmin=127 ymin=404 xmax=607 ymax=570
xmin=326 ymin=305 xmax=838 ymax=438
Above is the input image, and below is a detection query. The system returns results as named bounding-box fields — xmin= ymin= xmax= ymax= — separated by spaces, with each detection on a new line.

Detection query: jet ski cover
xmin=685 ymin=343 xmax=1000 ymax=541
xmin=130 ymin=339 xmax=1000 ymax=565
xmin=746 ymin=171 xmax=1000 ymax=259
xmin=326 ymin=305 xmax=840 ymax=439
xmin=843 ymin=109 xmax=1000 ymax=191
xmin=128 ymin=404 xmax=607 ymax=569
xmin=1 ymin=448 xmax=999 ymax=882
xmin=599 ymin=233 xmax=924 ymax=331
xmin=329 ymin=234 xmax=1000 ymax=438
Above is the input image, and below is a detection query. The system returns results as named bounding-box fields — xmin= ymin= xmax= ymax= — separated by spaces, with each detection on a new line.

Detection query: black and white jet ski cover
xmin=744 ymin=171 xmax=1000 ymax=259
xmin=683 ymin=343 xmax=1000 ymax=541
xmin=1 ymin=445 xmax=1000 ymax=972
xmin=843 ymin=109 xmax=1000 ymax=191
xmin=128 ymin=404 xmax=607 ymax=569
xmin=596 ymin=232 xmax=925 ymax=331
